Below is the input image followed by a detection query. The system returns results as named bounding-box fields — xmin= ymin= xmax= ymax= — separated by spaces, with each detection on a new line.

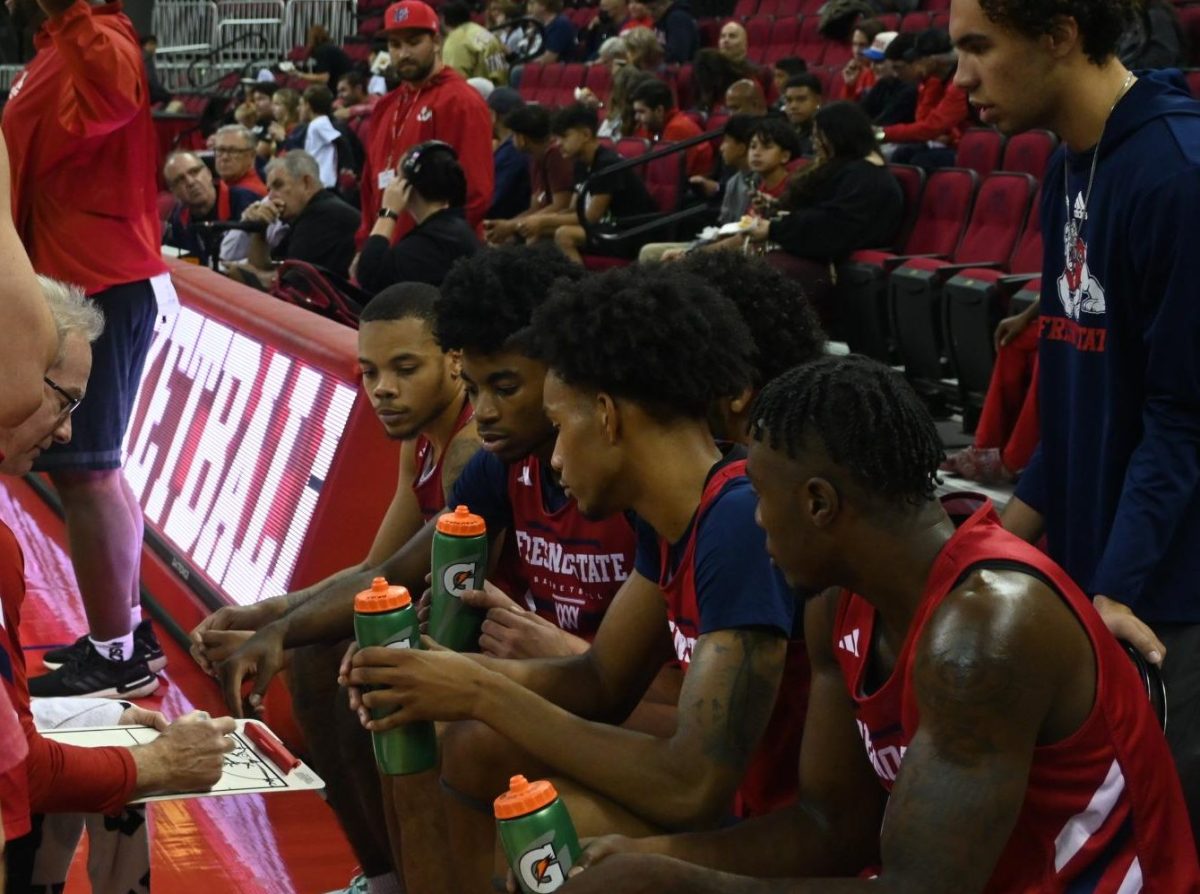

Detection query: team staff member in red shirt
xmin=356 ymin=0 xmax=494 ymax=256
xmin=0 ymin=278 xmax=233 ymax=892
xmin=2 ymin=0 xmax=175 ymax=700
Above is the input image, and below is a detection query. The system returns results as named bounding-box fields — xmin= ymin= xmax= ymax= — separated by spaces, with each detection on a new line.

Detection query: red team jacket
xmin=0 ymin=524 xmax=137 ymax=843
xmin=1 ymin=0 xmax=165 ymax=294
xmin=356 ymin=65 xmax=494 ymax=246
xmin=833 ymin=502 xmax=1199 ymax=891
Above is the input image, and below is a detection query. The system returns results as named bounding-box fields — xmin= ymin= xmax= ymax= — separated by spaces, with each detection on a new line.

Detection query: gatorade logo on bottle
xmin=517 ymin=841 xmax=566 ymax=892
xmin=442 ymin=561 xmax=478 ymax=597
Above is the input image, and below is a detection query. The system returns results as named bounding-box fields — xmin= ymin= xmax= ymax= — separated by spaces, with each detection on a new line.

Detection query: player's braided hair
xmin=530 ymin=265 xmax=755 ymax=420
xmin=435 ymin=244 xmax=582 ymax=354
xmin=676 ymin=252 xmax=826 ymax=387
xmin=978 ymin=0 xmax=1140 ymax=65
xmin=749 ymin=356 xmax=944 ymax=507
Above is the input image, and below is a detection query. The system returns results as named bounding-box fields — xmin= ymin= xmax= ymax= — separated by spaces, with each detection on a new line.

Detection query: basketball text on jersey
xmin=513 ymin=531 xmax=630 ymax=585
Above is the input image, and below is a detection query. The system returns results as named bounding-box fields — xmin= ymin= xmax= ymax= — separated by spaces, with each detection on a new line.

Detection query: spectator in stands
xmin=783 ymin=72 xmax=823 ymax=157
xmin=296 ymin=25 xmax=352 ymax=89
xmin=541 ymin=103 xmax=655 ymax=261
xmin=245 ymin=82 xmax=277 ymax=166
xmin=718 ymin=20 xmax=749 ymax=66
xmin=836 ymin=16 xmax=883 ymax=101
xmin=231 ymin=151 xmax=360 ymax=286
xmin=693 ymin=48 xmax=747 ymax=114
xmin=358 ymin=142 xmax=481 ymax=291
xmin=213 ymin=123 xmax=268 ymax=196
xmin=162 ymin=151 xmax=259 ymax=266
xmin=631 ymin=78 xmax=715 ymax=176
xmin=860 ymin=30 xmax=919 ymax=126
xmin=597 ymin=65 xmax=656 ymax=138
xmin=880 ymin=28 xmax=969 ymax=169
xmin=299 ymin=85 xmax=343 ymax=189
xmin=579 ymin=0 xmax=631 ymax=60
xmin=744 ymin=114 xmax=800 ymax=209
xmin=334 ymin=71 xmax=376 ymax=123
xmin=528 ymin=0 xmax=576 ymax=63
xmin=1119 ymin=0 xmax=1186 ymax=71
xmin=642 ymin=113 xmax=758 ymax=261
xmin=139 ymin=34 xmax=170 ymax=106
xmin=725 ymin=78 xmax=767 ymax=115
xmin=486 ymin=87 xmax=530 ymax=219
xmin=0 ymin=277 xmax=236 ymax=893
xmin=485 ymin=104 xmax=574 ymax=243
xmin=442 ymin=0 xmax=510 ymax=84
xmin=623 ymin=24 xmax=665 ymax=71
xmin=4 ymin=0 xmax=180 ymax=700
xmin=745 ymin=101 xmax=903 ymax=320
xmin=772 ymin=56 xmax=807 ymax=108
xmin=648 ymin=0 xmax=698 ymax=64
xmin=267 ymin=86 xmax=306 ymax=152
xmin=626 ymin=0 xmax=654 ymax=31
xmin=357 ymin=0 xmax=493 ymax=252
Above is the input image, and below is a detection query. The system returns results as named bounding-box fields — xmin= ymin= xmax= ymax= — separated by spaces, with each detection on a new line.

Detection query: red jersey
xmin=651 ymin=458 xmax=807 ymax=817
xmin=833 ymin=502 xmax=1199 ymax=891
xmin=506 ymin=456 xmax=635 ymax=641
xmin=412 ymin=398 xmax=475 ymax=522
xmin=356 ymin=65 xmax=494 ymax=247
xmin=660 ymin=109 xmax=714 ymax=178
xmin=1 ymin=0 xmax=166 ymax=294
xmin=0 ymin=523 xmax=136 ymax=842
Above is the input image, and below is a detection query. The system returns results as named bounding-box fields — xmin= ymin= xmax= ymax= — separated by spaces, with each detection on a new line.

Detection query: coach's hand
xmin=348 ymin=644 xmax=493 ymax=728
xmin=190 ymin=596 xmax=289 ymax=675
xmin=131 ymin=711 xmax=236 ymax=798
xmin=216 ymin=623 xmax=288 ymax=718
xmin=1094 ymin=595 xmax=1165 ymax=666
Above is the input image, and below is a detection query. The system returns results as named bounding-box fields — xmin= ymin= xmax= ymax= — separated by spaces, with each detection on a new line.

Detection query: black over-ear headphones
xmin=401 ymin=140 xmax=458 ymax=179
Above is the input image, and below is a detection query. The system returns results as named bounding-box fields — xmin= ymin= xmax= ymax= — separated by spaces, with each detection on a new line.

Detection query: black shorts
xmin=33 ymin=280 xmax=158 ymax=472
xmin=584 ymin=225 xmax=640 ymax=259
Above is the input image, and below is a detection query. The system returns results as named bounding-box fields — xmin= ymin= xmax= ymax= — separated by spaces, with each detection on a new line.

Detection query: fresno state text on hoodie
xmin=1017 ymin=69 xmax=1200 ymax=624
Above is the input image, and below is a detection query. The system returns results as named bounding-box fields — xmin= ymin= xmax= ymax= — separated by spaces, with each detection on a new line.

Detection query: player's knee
xmin=441 ymin=719 xmax=510 ymax=797
xmin=554 ymin=226 xmax=579 ymax=249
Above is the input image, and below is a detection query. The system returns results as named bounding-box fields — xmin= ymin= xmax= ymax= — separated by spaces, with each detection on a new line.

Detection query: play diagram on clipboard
xmin=42 ymin=719 xmax=325 ymax=803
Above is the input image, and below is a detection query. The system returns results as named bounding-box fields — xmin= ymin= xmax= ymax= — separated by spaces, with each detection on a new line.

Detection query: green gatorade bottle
xmin=429 ymin=505 xmax=489 ymax=650
xmin=494 ymin=775 xmax=582 ymax=894
xmin=353 ymin=577 xmax=437 ymax=775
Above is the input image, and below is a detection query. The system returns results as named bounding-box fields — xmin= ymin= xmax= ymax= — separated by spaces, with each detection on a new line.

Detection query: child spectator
xmin=485 ymin=104 xmax=575 ymax=243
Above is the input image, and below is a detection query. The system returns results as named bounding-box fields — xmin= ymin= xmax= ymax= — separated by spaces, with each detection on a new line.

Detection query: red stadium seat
xmin=358 ymin=14 xmax=384 ymax=35
xmin=745 ymin=15 xmax=772 ymax=50
xmin=944 ymin=187 xmax=1043 ymax=423
xmin=343 ymin=41 xmax=373 ymax=63
xmin=671 ymin=63 xmax=694 ymax=110
xmin=583 ymin=63 xmax=613 ymax=104
xmin=644 ymin=151 xmax=686 ymax=213
xmin=923 ymin=0 xmax=950 ymax=9
xmin=733 ymin=0 xmax=757 ymax=19
xmin=699 ymin=17 xmax=723 ymax=47
xmin=955 ymin=127 xmax=1006 ymax=178
xmin=899 ymin=11 xmax=931 ymax=32
xmin=1181 ymin=6 xmax=1200 ymax=65
xmin=756 ymin=0 xmax=784 ymax=17
xmin=518 ymin=62 xmax=545 ymax=102
xmin=1000 ymin=129 xmax=1058 ymax=180
xmin=552 ymin=63 xmax=588 ymax=104
xmin=766 ymin=16 xmax=800 ymax=53
xmin=795 ymin=16 xmax=825 ymax=64
xmin=1187 ymin=68 xmax=1200 ymax=99
xmin=889 ymin=171 xmax=1035 ymax=398
xmin=877 ymin=13 xmax=900 ymax=30
xmin=822 ymin=40 xmax=853 ymax=67
xmin=615 ymin=137 xmax=651 ymax=159
xmin=930 ymin=11 xmax=950 ymax=30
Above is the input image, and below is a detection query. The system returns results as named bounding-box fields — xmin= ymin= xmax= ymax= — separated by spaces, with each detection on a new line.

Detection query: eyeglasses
xmin=214 ymin=146 xmax=252 ymax=156
xmin=44 ymin=376 xmax=82 ymax=419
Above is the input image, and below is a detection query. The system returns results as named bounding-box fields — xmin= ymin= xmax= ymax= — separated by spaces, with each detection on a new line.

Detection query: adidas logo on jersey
xmin=838 ymin=628 xmax=861 ymax=658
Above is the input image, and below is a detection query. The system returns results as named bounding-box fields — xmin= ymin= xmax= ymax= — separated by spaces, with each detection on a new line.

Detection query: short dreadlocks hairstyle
xmin=676 ymin=253 xmax=826 ymax=387
xmin=749 ymin=356 xmax=944 ymax=507
xmin=531 ymin=265 xmax=755 ymax=421
xmin=435 ymin=244 xmax=583 ymax=354
xmin=978 ymin=0 xmax=1138 ymax=65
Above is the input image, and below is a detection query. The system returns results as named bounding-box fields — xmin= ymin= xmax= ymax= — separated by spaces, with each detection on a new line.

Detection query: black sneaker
xmin=41 ymin=619 xmax=167 ymax=673
xmin=29 ymin=647 xmax=160 ymax=699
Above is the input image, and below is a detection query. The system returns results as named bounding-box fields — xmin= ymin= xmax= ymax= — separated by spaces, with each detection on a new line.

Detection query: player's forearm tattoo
xmin=695 ymin=630 xmax=785 ymax=768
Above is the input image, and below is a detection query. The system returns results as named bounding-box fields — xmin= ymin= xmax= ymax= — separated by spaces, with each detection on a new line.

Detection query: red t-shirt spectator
xmin=1 ymin=0 xmax=166 ymax=295
xmin=228 ymin=168 xmax=267 ymax=197
xmin=660 ymin=109 xmax=714 ymax=177
xmin=881 ymin=72 xmax=969 ymax=148
xmin=531 ymin=143 xmax=574 ymax=208
xmin=0 ymin=523 xmax=137 ymax=844
xmin=357 ymin=64 xmax=494 ymax=247
xmin=836 ymin=65 xmax=876 ymax=102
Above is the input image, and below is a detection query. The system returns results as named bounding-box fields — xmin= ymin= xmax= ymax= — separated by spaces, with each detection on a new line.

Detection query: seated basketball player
xmin=559 ymin=356 xmax=1200 ymax=892
xmin=190 ymin=282 xmax=479 ymax=894
xmin=345 ymin=264 xmax=807 ymax=891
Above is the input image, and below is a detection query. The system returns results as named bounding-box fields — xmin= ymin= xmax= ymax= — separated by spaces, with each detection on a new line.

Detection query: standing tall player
xmin=951 ymin=0 xmax=1200 ymax=842
xmin=561 ymin=356 xmax=1198 ymax=893
xmin=5 ymin=0 xmax=176 ymax=698
xmin=191 ymin=282 xmax=478 ymax=894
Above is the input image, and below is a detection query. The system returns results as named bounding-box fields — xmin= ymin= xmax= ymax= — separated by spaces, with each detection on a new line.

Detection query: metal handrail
xmin=184 ymin=30 xmax=274 ymax=91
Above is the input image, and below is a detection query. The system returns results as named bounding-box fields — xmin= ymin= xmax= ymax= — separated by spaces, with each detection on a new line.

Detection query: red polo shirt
xmin=1 ymin=0 xmax=166 ymax=295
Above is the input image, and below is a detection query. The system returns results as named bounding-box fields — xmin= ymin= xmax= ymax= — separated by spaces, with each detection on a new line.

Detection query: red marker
xmin=245 ymin=722 xmax=301 ymax=774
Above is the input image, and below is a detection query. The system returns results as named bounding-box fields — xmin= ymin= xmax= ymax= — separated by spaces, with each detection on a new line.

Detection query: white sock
xmin=89 ymin=633 xmax=135 ymax=664
xmin=366 ymin=873 xmax=402 ymax=894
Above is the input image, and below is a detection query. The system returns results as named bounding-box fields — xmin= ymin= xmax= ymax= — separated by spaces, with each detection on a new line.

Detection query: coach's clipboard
xmin=42 ymin=718 xmax=325 ymax=803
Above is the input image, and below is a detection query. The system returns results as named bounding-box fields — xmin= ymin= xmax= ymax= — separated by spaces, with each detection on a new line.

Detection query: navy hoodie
xmin=1016 ymin=70 xmax=1200 ymax=624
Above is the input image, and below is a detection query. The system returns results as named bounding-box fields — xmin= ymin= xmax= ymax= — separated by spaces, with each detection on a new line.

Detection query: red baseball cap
xmin=382 ymin=0 xmax=441 ymax=33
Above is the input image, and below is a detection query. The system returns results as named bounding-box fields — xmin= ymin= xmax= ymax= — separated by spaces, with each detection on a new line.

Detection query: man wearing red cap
xmin=356 ymin=0 xmax=494 ymax=254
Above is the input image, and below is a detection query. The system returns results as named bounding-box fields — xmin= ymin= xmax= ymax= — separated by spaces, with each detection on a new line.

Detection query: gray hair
xmin=39 ymin=276 xmax=105 ymax=363
xmin=265 ymin=150 xmax=321 ymax=184
xmin=163 ymin=149 xmax=202 ymax=177
xmin=597 ymin=36 xmax=628 ymax=63
xmin=215 ymin=123 xmax=256 ymax=148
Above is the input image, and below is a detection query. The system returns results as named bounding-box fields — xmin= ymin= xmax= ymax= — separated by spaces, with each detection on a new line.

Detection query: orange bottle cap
xmin=354 ymin=577 xmax=413 ymax=613
xmin=493 ymin=774 xmax=558 ymax=819
xmin=436 ymin=505 xmax=486 ymax=537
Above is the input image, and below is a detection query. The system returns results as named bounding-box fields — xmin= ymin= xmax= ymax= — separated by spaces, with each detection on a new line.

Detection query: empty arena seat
xmin=1000 ymin=129 xmax=1059 ymax=180
xmin=518 ymin=63 xmax=545 ymax=101
xmin=643 ymin=150 xmax=686 ymax=213
xmin=795 ymin=16 xmax=826 ymax=63
xmin=615 ymin=136 xmax=651 ymax=159
xmin=733 ymin=0 xmax=757 ymax=20
xmin=583 ymin=63 xmax=613 ymax=104
xmin=745 ymin=15 xmax=773 ymax=50
xmin=899 ymin=11 xmax=931 ymax=32
xmin=889 ymin=171 xmax=1035 ymax=399
xmin=955 ymin=127 xmax=1006 ymax=177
